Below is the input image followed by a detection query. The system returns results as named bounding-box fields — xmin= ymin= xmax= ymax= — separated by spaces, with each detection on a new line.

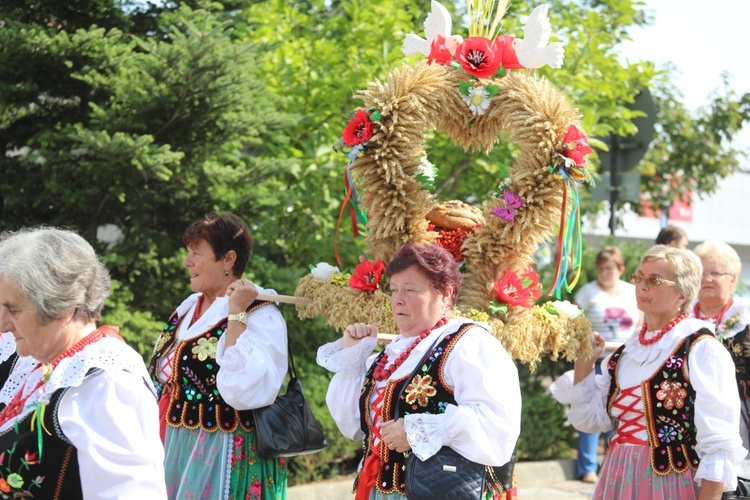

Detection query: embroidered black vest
xmin=607 ymin=329 xmax=714 ymax=475
xmin=0 ymin=375 xmax=94 ymax=499
xmin=722 ymin=325 xmax=750 ymax=405
xmin=147 ymin=299 xmax=273 ymax=433
xmin=357 ymin=324 xmax=474 ymax=495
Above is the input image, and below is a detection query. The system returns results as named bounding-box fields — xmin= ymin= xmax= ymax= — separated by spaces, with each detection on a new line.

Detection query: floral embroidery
xmin=657 ymin=425 xmax=678 ymax=444
xmin=664 ymin=355 xmax=683 ymax=369
xmin=656 ymin=380 xmax=687 ymax=410
xmin=404 ymin=374 xmax=437 ymax=407
xmin=153 ymin=332 xmax=171 ymax=354
xmin=192 ymin=337 xmax=218 ymax=361
xmin=0 ymin=479 xmax=8 ymax=493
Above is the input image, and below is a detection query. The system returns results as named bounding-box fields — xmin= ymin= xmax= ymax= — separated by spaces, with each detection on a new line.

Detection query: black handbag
xmin=722 ymin=476 xmax=750 ymax=499
xmin=252 ymin=337 xmax=328 ymax=458
xmin=394 ymin=335 xmax=487 ymax=500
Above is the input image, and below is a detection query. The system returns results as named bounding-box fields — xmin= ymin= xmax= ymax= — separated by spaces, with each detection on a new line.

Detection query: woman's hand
xmin=226 ymin=279 xmax=259 ymax=314
xmin=380 ymin=419 xmax=411 ymax=453
xmin=573 ymin=331 xmax=605 ymax=384
xmin=343 ymin=323 xmax=377 ymax=349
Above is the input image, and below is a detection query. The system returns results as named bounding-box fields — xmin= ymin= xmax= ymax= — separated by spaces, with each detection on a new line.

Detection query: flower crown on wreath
xmin=296 ymin=0 xmax=594 ymax=365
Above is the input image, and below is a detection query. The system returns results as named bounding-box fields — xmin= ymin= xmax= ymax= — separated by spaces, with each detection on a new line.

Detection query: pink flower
xmin=562 ymin=125 xmax=593 ymax=166
xmin=348 ymin=260 xmax=386 ymax=292
xmin=342 ymin=109 xmax=374 ymax=147
xmin=455 ymin=37 xmax=502 ymax=79
xmin=427 ymin=35 xmax=454 ymax=66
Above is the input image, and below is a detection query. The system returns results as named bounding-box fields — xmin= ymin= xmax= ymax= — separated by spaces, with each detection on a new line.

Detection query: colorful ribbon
xmin=546 ymin=180 xmax=584 ymax=298
xmin=30 ymin=401 xmax=51 ymax=460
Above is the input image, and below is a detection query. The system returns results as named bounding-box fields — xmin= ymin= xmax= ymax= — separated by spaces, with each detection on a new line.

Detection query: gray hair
xmin=640 ymin=245 xmax=702 ymax=313
xmin=0 ymin=227 xmax=111 ymax=324
xmin=693 ymin=240 xmax=741 ymax=276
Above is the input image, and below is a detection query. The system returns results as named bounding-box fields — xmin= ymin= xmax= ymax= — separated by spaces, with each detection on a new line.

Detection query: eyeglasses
xmin=630 ymin=274 xmax=677 ymax=288
xmin=702 ymin=271 xmax=732 ymax=280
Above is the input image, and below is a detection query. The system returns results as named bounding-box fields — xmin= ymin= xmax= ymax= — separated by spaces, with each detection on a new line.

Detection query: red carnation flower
xmin=562 ymin=125 xmax=593 ymax=166
xmin=456 ymin=37 xmax=502 ymax=79
xmin=342 ymin=109 xmax=374 ymax=147
xmin=349 ymin=259 xmax=385 ymax=292
xmin=427 ymin=35 xmax=454 ymax=66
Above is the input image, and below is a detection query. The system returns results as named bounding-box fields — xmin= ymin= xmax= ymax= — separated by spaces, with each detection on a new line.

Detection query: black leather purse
xmin=394 ymin=334 xmax=487 ymax=500
xmin=252 ymin=337 xmax=328 ymax=458
xmin=722 ymin=476 xmax=750 ymax=500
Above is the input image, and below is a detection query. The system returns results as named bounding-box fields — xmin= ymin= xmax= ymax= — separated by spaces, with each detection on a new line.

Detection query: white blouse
xmin=550 ymin=318 xmax=746 ymax=490
xmin=317 ymin=318 xmax=521 ymax=467
xmin=156 ymin=285 xmax=289 ymax=410
xmin=0 ymin=332 xmax=167 ymax=499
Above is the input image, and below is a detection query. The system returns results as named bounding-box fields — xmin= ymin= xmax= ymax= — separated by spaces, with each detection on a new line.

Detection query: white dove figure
xmin=402 ymin=0 xmax=463 ymax=57
xmin=512 ymin=4 xmax=564 ymax=69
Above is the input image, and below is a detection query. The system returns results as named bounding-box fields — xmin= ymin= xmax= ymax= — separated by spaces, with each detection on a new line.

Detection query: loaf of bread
xmin=426 ymin=200 xmax=484 ymax=231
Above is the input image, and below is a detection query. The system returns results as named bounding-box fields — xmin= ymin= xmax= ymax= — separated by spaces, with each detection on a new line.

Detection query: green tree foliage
xmin=636 ymin=71 xmax=750 ymax=214
xmin=0 ymin=1 xmax=296 ymax=349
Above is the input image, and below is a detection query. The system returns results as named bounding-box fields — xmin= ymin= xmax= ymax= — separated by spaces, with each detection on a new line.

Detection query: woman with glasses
xmin=551 ymin=245 xmax=745 ymax=498
xmin=572 ymin=246 xmax=642 ymax=484
xmin=691 ymin=241 xmax=750 ymax=459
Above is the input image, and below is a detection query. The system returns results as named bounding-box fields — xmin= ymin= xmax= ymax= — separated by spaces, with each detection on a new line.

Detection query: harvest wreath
xmin=295 ymin=1 xmax=593 ymax=365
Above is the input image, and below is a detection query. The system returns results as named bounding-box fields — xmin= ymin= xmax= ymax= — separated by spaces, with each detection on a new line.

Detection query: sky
xmin=619 ymin=0 xmax=750 ymax=157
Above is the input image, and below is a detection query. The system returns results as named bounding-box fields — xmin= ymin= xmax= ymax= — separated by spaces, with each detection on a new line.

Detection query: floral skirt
xmin=164 ymin=425 xmax=287 ymax=500
xmin=593 ymin=444 xmax=698 ymax=499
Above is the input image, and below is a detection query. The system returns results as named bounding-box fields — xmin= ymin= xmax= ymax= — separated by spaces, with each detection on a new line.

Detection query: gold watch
xmin=227 ymin=311 xmax=248 ymax=325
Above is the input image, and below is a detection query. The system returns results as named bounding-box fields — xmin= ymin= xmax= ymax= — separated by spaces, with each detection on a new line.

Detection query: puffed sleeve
xmin=59 ymin=369 xmax=167 ymax=499
xmin=403 ymin=327 xmax=521 ymax=467
xmin=549 ymin=355 xmax=615 ymax=434
xmin=689 ymin=336 xmax=747 ymax=490
xmin=317 ymin=337 xmax=379 ymax=440
xmin=215 ymin=302 xmax=288 ymax=410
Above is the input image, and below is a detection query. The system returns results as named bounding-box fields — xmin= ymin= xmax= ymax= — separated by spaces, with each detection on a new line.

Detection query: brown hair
xmin=386 ymin=243 xmax=461 ymax=306
xmin=183 ymin=212 xmax=253 ymax=277
xmin=596 ymin=246 xmax=625 ymax=269
xmin=656 ymin=225 xmax=687 ymax=246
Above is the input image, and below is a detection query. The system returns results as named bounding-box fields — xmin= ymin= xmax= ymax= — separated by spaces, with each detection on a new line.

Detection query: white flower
xmin=549 ymin=300 xmax=582 ymax=318
xmin=310 ymin=262 xmax=340 ymax=281
xmin=462 ymin=86 xmax=491 ymax=115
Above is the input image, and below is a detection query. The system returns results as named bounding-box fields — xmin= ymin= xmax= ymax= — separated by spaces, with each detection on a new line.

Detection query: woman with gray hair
xmin=552 ymin=245 xmax=745 ymax=498
xmin=690 ymin=241 xmax=750 ymax=460
xmin=0 ymin=227 xmax=166 ymax=499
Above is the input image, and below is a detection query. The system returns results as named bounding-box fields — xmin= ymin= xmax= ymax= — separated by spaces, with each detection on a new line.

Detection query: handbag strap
xmin=286 ymin=333 xmax=298 ymax=380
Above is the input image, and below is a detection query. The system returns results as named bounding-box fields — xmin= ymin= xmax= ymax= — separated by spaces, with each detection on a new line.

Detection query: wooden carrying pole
xmin=257 ymin=293 xmax=311 ymax=306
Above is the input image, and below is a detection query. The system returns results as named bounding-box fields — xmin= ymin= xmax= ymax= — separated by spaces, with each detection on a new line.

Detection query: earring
xmin=225 ymin=271 xmax=229 ymax=277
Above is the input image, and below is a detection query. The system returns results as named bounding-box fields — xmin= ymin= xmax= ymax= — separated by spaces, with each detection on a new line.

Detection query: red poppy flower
xmin=493 ymin=269 xmax=537 ymax=308
xmin=492 ymin=36 xmax=525 ymax=70
xmin=562 ymin=125 xmax=593 ymax=166
xmin=349 ymin=259 xmax=386 ymax=292
xmin=0 ymin=479 xmax=8 ymax=493
xmin=455 ymin=37 xmax=502 ymax=79
xmin=427 ymin=35 xmax=454 ymax=66
xmin=342 ymin=109 xmax=374 ymax=147
xmin=521 ymin=268 xmax=542 ymax=302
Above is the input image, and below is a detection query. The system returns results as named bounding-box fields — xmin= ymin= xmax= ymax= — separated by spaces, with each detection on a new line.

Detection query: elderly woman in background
xmin=148 ymin=211 xmax=288 ymax=499
xmin=317 ymin=243 xmax=521 ymax=500
xmin=552 ymin=245 xmax=745 ymax=498
xmin=691 ymin=241 xmax=750 ymax=457
xmin=0 ymin=227 xmax=166 ymax=498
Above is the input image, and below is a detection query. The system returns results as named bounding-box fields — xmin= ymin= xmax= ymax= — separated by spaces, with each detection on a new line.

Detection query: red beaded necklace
xmin=638 ymin=313 xmax=688 ymax=346
xmin=373 ymin=318 xmax=448 ymax=381
xmin=0 ymin=329 xmax=105 ymax=428
xmin=693 ymin=298 xmax=733 ymax=326
xmin=191 ymin=295 xmax=205 ymax=326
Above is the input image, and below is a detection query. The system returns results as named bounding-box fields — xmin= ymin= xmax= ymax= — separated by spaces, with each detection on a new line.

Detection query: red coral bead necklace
xmin=638 ymin=313 xmax=688 ymax=346
xmin=0 ymin=329 xmax=104 ymax=429
xmin=693 ymin=298 xmax=733 ymax=326
xmin=373 ymin=317 xmax=448 ymax=381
